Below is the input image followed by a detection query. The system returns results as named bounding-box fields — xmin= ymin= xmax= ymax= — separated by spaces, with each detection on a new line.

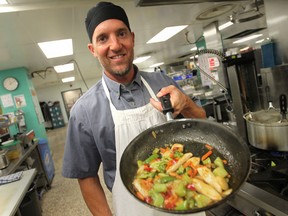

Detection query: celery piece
xmin=202 ymin=157 xmax=211 ymax=165
xmin=137 ymin=160 xmax=143 ymax=168
xmin=194 ymin=194 xmax=211 ymax=208
xmin=213 ymin=166 xmax=228 ymax=178
xmin=152 ymin=148 xmax=160 ymax=155
xmin=145 ymin=153 xmax=159 ymax=164
xmin=153 ymin=183 xmax=167 ymax=193
xmin=214 ymin=157 xmax=224 ymax=167
xmin=176 ymin=165 xmax=185 ymax=174
xmin=138 ymin=171 xmax=155 ymax=179
xmin=150 ymin=190 xmax=164 ymax=207
xmin=174 ymin=151 xmax=183 ymax=158
xmin=150 ymin=160 xmax=167 ymax=173
xmin=175 ymin=181 xmax=187 ymax=197
xmin=187 ymin=199 xmax=195 ymax=209
xmin=175 ymin=200 xmax=188 ymax=210
xmin=159 ymin=176 xmax=176 ymax=183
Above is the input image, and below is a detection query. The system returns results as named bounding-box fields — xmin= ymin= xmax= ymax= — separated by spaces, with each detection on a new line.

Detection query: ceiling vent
xmin=135 ymin=0 xmax=245 ymax=7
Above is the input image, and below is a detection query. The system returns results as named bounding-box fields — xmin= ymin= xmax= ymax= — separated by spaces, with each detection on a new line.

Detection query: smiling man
xmin=62 ymin=2 xmax=206 ymax=216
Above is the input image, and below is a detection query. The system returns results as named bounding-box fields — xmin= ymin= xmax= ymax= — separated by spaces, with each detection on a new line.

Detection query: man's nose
xmin=109 ymin=36 xmax=122 ymax=51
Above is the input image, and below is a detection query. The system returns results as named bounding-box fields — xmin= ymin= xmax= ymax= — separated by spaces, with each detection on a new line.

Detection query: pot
xmin=0 ymin=149 xmax=10 ymax=169
xmin=120 ymin=117 xmax=251 ymax=214
xmin=243 ymin=94 xmax=288 ymax=151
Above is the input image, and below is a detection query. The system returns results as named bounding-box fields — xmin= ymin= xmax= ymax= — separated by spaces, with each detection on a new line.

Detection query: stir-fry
xmin=132 ymin=143 xmax=232 ymax=210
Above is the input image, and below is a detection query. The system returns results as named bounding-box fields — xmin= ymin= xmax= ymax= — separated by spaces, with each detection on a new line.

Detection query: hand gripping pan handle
xmin=159 ymin=94 xmax=174 ymax=121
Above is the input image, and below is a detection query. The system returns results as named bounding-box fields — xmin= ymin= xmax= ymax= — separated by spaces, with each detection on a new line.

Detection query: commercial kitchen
xmin=0 ymin=0 xmax=287 ymax=215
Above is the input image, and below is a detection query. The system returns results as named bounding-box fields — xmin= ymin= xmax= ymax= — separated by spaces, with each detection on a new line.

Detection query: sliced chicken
xmin=171 ymin=143 xmax=184 ymax=152
xmin=197 ymin=166 xmax=222 ymax=193
xmin=166 ymin=152 xmax=193 ymax=173
xmin=215 ymin=176 xmax=229 ymax=191
xmin=132 ymin=179 xmax=152 ymax=198
xmin=191 ymin=178 xmax=222 ymax=201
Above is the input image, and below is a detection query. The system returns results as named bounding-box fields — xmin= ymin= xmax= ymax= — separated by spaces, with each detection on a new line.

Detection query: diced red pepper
xmin=144 ymin=164 xmax=152 ymax=172
xmin=186 ymin=183 xmax=196 ymax=191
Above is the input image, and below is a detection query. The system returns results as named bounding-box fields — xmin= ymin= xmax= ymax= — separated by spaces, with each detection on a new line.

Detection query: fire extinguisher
xmin=15 ymin=109 xmax=27 ymax=133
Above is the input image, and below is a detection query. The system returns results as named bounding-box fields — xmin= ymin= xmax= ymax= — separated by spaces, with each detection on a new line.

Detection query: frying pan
xmin=120 ymin=96 xmax=251 ymax=214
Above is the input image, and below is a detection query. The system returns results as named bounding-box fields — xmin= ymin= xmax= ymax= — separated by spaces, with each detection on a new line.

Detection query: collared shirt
xmin=62 ymin=67 xmax=186 ymax=191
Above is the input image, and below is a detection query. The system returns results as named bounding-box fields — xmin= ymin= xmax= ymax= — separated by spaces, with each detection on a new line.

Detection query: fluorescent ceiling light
xmin=240 ymin=47 xmax=250 ymax=52
xmin=149 ymin=62 xmax=164 ymax=68
xmin=147 ymin=25 xmax=188 ymax=44
xmin=62 ymin=76 xmax=75 ymax=83
xmin=218 ymin=21 xmax=233 ymax=31
xmin=38 ymin=39 xmax=73 ymax=59
xmin=0 ymin=0 xmax=8 ymax=4
xmin=133 ymin=56 xmax=151 ymax=64
xmin=191 ymin=46 xmax=197 ymax=51
xmin=233 ymin=34 xmax=263 ymax=44
xmin=54 ymin=63 xmax=74 ymax=73
xmin=256 ymin=39 xmax=265 ymax=44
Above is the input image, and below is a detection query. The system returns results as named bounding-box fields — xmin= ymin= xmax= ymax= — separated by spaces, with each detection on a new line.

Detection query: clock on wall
xmin=3 ymin=77 xmax=19 ymax=91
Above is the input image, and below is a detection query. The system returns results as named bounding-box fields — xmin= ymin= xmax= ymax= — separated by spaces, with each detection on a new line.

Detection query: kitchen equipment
xmin=120 ymin=95 xmax=251 ymax=214
xmin=0 ymin=149 xmax=10 ymax=169
xmin=243 ymin=94 xmax=288 ymax=151
xmin=0 ymin=140 xmax=23 ymax=160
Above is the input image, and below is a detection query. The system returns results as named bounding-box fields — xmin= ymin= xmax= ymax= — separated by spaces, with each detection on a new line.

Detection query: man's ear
xmin=88 ymin=43 xmax=97 ymax=57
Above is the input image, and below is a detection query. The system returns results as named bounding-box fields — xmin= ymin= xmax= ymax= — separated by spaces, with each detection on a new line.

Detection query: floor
xmin=40 ymin=126 xmax=113 ymax=216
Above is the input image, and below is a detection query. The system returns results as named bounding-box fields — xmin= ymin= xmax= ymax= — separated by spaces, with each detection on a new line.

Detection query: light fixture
xmin=240 ymin=47 xmax=250 ymax=52
xmin=147 ymin=25 xmax=188 ymax=44
xmin=256 ymin=39 xmax=265 ymax=44
xmin=149 ymin=62 xmax=164 ymax=68
xmin=190 ymin=55 xmax=199 ymax=59
xmin=54 ymin=63 xmax=74 ymax=73
xmin=0 ymin=0 xmax=8 ymax=4
xmin=233 ymin=34 xmax=263 ymax=44
xmin=133 ymin=56 xmax=151 ymax=64
xmin=62 ymin=76 xmax=75 ymax=83
xmin=218 ymin=21 xmax=234 ymax=31
xmin=38 ymin=39 xmax=73 ymax=59
xmin=191 ymin=46 xmax=197 ymax=51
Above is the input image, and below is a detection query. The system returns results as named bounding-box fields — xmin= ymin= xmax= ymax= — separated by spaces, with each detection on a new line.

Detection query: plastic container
xmin=19 ymin=183 xmax=42 ymax=216
xmin=0 ymin=140 xmax=22 ymax=160
xmin=37 ymin=138 xmax=55 ymax=184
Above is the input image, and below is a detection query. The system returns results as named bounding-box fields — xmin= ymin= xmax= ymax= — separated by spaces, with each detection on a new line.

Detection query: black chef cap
xmin=85 ymin=1 xmax=131 ymax=42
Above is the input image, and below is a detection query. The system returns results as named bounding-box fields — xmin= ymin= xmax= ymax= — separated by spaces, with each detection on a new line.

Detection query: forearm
xmin=180 ymin=94 xmax=206 ymax=119
xmin=78 ymin=176 xmax=112 ymax=216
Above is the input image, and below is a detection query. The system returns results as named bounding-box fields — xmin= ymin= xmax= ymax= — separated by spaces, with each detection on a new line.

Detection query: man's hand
xmin=150 ymin=85 xmax=206 ymax=119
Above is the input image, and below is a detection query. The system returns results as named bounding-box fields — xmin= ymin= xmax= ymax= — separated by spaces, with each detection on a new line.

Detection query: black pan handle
xmin=159 ymin=94 xmax=174 ymax=115
xmin=279 ymin=94 xmax=287 ymax=115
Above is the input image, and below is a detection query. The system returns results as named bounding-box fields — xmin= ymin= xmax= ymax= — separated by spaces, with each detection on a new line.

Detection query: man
xmin=62 ymin=2 xmax=206 ymax=216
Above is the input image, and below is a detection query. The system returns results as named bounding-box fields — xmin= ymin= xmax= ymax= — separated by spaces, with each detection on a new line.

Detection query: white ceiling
xmin=0 ymin=0 xmax=268 ymax=89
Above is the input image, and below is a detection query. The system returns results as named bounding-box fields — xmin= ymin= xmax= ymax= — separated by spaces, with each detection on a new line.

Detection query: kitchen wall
xmin=0 ymin=67 xmax=47 ymax=139
xmin=34 ymin=76 xmax=99 ymax=124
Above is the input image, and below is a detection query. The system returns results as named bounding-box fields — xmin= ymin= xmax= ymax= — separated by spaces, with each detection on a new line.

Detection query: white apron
xmin=102 ymin=77 xmax=206 ymax=216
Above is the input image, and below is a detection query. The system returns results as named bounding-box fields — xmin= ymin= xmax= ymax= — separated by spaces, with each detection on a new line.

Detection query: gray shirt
xmin=62 ymin=67 xmax=184 ymax=191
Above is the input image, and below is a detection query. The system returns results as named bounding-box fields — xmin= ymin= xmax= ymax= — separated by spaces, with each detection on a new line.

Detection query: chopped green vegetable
xmin=194 ymin=194 xmax=211 ymax=208
xmin=150 ymin=160 xmax=167 ymax=173
xmin=213 ymin=166 xmax=228 ymax=178
xmin=174 ymin=181 xmax=186 ymax=197
xmin=137 ymin=160 xmax=144 ymax=168
xmin=159 ymin=176 xmax=176 ymax=183
xmin=145 ymin=153 xmax=159 ymax=164
xmin=202 ymin=157 xmax=211 ymax=165
xmin=175 ymin=200 xmax=188 ymax=210
xmin=214 ymin=157 xmax=224 ymax=167
xmin=137 ymin=171 xmax=155 ymax=179
xmin=153 ymin=183 xmax=167 ymax=193
xmin=176 ymin=165 xmax=185 ymax=174
xmin=150 ymin=190 xmax=164 ymax=207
